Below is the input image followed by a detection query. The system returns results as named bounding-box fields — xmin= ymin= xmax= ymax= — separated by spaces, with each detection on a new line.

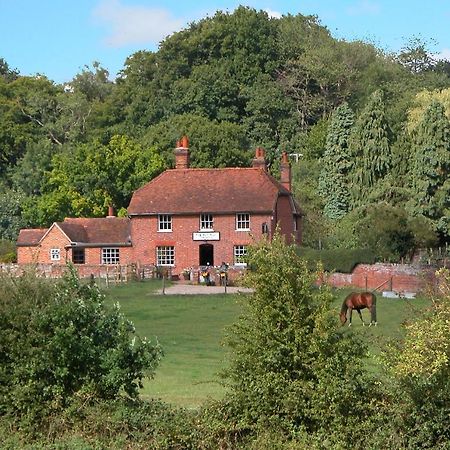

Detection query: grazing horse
xmin=340 ymin=292 xmax=377 ymax=327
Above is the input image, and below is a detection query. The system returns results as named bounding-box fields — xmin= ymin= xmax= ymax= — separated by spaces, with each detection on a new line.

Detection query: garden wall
xmin=326 ymin=263 xmax=436 ymax=294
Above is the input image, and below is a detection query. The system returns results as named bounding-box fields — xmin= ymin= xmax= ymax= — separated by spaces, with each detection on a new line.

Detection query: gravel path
xmin=156 ymin=283 xmax=253 ymax=295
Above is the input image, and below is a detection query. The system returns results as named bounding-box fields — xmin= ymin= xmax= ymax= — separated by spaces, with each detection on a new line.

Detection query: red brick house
xmin=17 ymin=137 xmax=302 ymax=277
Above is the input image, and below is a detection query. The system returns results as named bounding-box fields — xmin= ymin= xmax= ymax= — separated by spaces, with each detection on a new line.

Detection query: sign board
xmin=192 ymin=231 xmax=220 ymax=241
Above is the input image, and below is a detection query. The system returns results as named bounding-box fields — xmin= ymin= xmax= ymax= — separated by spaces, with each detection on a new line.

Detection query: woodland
xmin=1 ymin=6 xmax=450 ymax=262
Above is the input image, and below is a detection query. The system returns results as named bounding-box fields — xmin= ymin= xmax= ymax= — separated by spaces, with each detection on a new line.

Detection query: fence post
xmin=365 ymin=275 xmax=368 ymax=291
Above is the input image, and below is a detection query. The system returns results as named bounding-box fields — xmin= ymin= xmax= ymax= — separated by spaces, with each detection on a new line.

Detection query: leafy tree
xmin=383 ymin=268 xmax=450 ymax=448
xmin=69 ymin=61 xmax=113 ymax=102
xmin=220 ymin=234 xmax=380 ymax=445
xmin=0 ymin=267 xmax=162 ymax=422
xmin=0 ymin=185 xmax=27 ymax=240
xmin=407 ymin=87 xmax=450 ymax=131
xmin=0 ymin=58 xmax=19 ymax=82
xmin=350 ymin=90 xmax=392 ymax=205
xmin=27 ymin=135 xmax=166 ymax=225
xmin=408 ymin=100 xmax=450 ymax=237
xmin=397 ymin=36 xmax=436 ymax=74
xmin=143 ymin=114 xmax=251 ymax=168
xmin=319 ymin=103 xmax=354 ymax=219
xmin=357 ymin=204 xmax=416 ymax=261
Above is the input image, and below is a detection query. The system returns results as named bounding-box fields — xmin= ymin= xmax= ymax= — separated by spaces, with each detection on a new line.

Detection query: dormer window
xmin=200 ymin=214 xmax=213 ymax=230
xmin=236 ymin=213 xmax=250 ymax=231
xmin=158 ymin=214 xmax=172 ymax=232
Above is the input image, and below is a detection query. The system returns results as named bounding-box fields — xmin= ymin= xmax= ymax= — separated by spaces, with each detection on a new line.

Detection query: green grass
xmin=105 ymin=281 xmax=431 ymax=408
xmin=105 ymin=280 xmax=242 ymax=407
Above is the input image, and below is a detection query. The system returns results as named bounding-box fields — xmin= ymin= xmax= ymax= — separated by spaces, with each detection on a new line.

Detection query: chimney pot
xmin=280 ymin=151 xmax=291 ymax=191
xmin=174 ymin=136 xmax=190 ymax=169
xmin=252 ymin=146 xmax=267 ymax=171
xmin=107 ymin=205 xmax=116 ymax=217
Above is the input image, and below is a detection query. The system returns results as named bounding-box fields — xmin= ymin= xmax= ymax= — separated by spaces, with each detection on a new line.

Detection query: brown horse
xmin=340 ymin=292 xmax=377 ymax=327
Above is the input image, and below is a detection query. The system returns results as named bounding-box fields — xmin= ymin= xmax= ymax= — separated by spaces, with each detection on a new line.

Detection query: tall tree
xmin=318 ymin=103 xmax=354 ymax=219
xmin=350 ymin=90 xmax=392 ymax=205
xmin=408 ymin=100 xmax=450 ymax=237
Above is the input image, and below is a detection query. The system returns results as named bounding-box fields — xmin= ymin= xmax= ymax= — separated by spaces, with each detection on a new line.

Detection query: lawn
xmin=105 ymin=280 xmax=242 ymax=407
xmin=105 ymin=281 xmax=430 ymax=408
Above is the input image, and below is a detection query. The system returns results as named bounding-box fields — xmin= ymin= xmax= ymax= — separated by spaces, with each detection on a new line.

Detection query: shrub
xmin=214 ymin=234 xmax=382 ymax=447
xmin=0 ymin=266 xmax=162 ymax=426
xmin=297 ymin=247 xmax=376 ymax=273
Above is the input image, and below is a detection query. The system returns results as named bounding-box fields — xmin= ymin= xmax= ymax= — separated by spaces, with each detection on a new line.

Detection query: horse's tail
xmin=371 ymin=292 xmax=377 ymax=323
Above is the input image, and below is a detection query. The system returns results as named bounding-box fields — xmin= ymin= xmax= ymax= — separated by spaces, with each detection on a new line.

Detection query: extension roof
xmin=128 ymin=167 xmax=300 ymax=215
xmin=16 ymin=228 xmax=47 ymax=246
xmin=17 ymin=218 xmax=131 ymax=247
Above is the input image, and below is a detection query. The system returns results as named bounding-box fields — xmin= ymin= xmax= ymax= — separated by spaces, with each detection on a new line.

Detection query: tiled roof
xmin=58 ymin=217 xmax=131 ymax=245
xmin=128 ymin=167 xmax=296 ymax=215
xmin=16 ymin=228 xmax=47 ymax=246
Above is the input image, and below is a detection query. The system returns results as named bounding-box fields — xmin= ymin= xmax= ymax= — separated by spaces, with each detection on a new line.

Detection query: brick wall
xmin=326 ymin=263 xmax=436 ymax=293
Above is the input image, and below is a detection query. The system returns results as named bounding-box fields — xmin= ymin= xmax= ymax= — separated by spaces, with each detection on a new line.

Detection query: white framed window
xmin=157 ymin=246 xmax=175 ymax=266
xmin=102 ymin=248 xmax=120 ymax=265
xmin=158 ymin=214 xmax=172 ymax=232
xmin=236 ymin=213 xmax=250 ymax=231
xmin=200 ymin=213 xmax=213 ymax=230
xmin=50 ymin=248 xmax=60 ymax=261
xmin=234 ymin=245 xmax=248 ymax=266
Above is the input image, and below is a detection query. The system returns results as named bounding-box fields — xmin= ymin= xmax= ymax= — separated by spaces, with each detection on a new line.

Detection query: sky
xmin=1 ymin=0 xmax=450 ymax=84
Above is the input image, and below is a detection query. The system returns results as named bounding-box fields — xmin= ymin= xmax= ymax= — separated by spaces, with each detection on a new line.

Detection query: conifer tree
xmin=350 ymin=90 xmax=392 ymax=205
xmin=409 ymin=100 xmax=450 ymax=237
xmin=318 ymin=103 xmax=354 ymax=219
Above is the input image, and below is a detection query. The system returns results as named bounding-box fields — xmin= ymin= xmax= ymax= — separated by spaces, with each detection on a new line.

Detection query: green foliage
xmin=0 ymin=268 xmax=162 ymax=424
xmin=220 ymin=235 xmax=380 ymax=444
xmin=381 ymin=268 xmax=450 ymax=448
xmin=350 ymin=90 xmax=392 ymax=205
xmin=319 ymin=103 xmax=354 ymax=219
xmin=0 ymin=240 xmax=16 ymax=262
xmin=0 ymin=185 xmax=28 ymax=240
xmin=27 ymin=135 xmax=166 ymax=225
xmin=143 ymin=113 xmax=251 ymax=168
xmin=408 ymin=100 xmax=450 ymax=238
xmin=297 ymin=247 xmax=376 ymax=273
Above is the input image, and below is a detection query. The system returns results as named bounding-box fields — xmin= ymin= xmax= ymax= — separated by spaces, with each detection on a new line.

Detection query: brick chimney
xmin=174 ymin=135 xmax=190 ymax=169
xmin=107 ymin=205 xmax=116 ymax=218
xmin=280 ymin=151 xmax=291 ymax=191
xmin=252 ymin=147 xmax=267 ymax=171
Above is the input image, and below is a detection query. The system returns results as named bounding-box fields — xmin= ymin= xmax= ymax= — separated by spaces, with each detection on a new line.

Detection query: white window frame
xmin=234 ymin=245 xmax=248 ymax=266
xmin=158 ymin=214 xmax=172 ymax=232
xmin=156 ymin=246 xmax=175 ymax=266
xmin=200 ymin=213 xmax=214 ymax=230
xmin=102 ymin=247 xmax=120 ymax=265
xmin=50 ymin=248 xmax=60 ymax=261
xmin=236 ymin=213 xmax=250 ymax=231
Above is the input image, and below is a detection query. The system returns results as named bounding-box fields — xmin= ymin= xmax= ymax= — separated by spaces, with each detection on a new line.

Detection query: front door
xmin=199 ymin=243 xmax=214 ymax=266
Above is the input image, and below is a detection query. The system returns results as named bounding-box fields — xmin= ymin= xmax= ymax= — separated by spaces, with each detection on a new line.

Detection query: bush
xmin=0 ymin=266 xmax=162 ymax=426
xmin=214 ymin=234 xmax=382 ymax=447
xmin=297 ymin=247 xmax=376 ymax=273
xmin=0 ymin=240 xmax=16 ymax=263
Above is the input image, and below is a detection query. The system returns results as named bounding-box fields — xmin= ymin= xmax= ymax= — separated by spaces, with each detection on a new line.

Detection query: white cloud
xmin=347 ymin=0 xmax=380 ymax=16
xmin=264 ymin=8 xmax=282 ymax=19
xmin=93 ymin=0 xmax=184 ymax=48
xmin=436 ymin=48 xmax=450 ymax=61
